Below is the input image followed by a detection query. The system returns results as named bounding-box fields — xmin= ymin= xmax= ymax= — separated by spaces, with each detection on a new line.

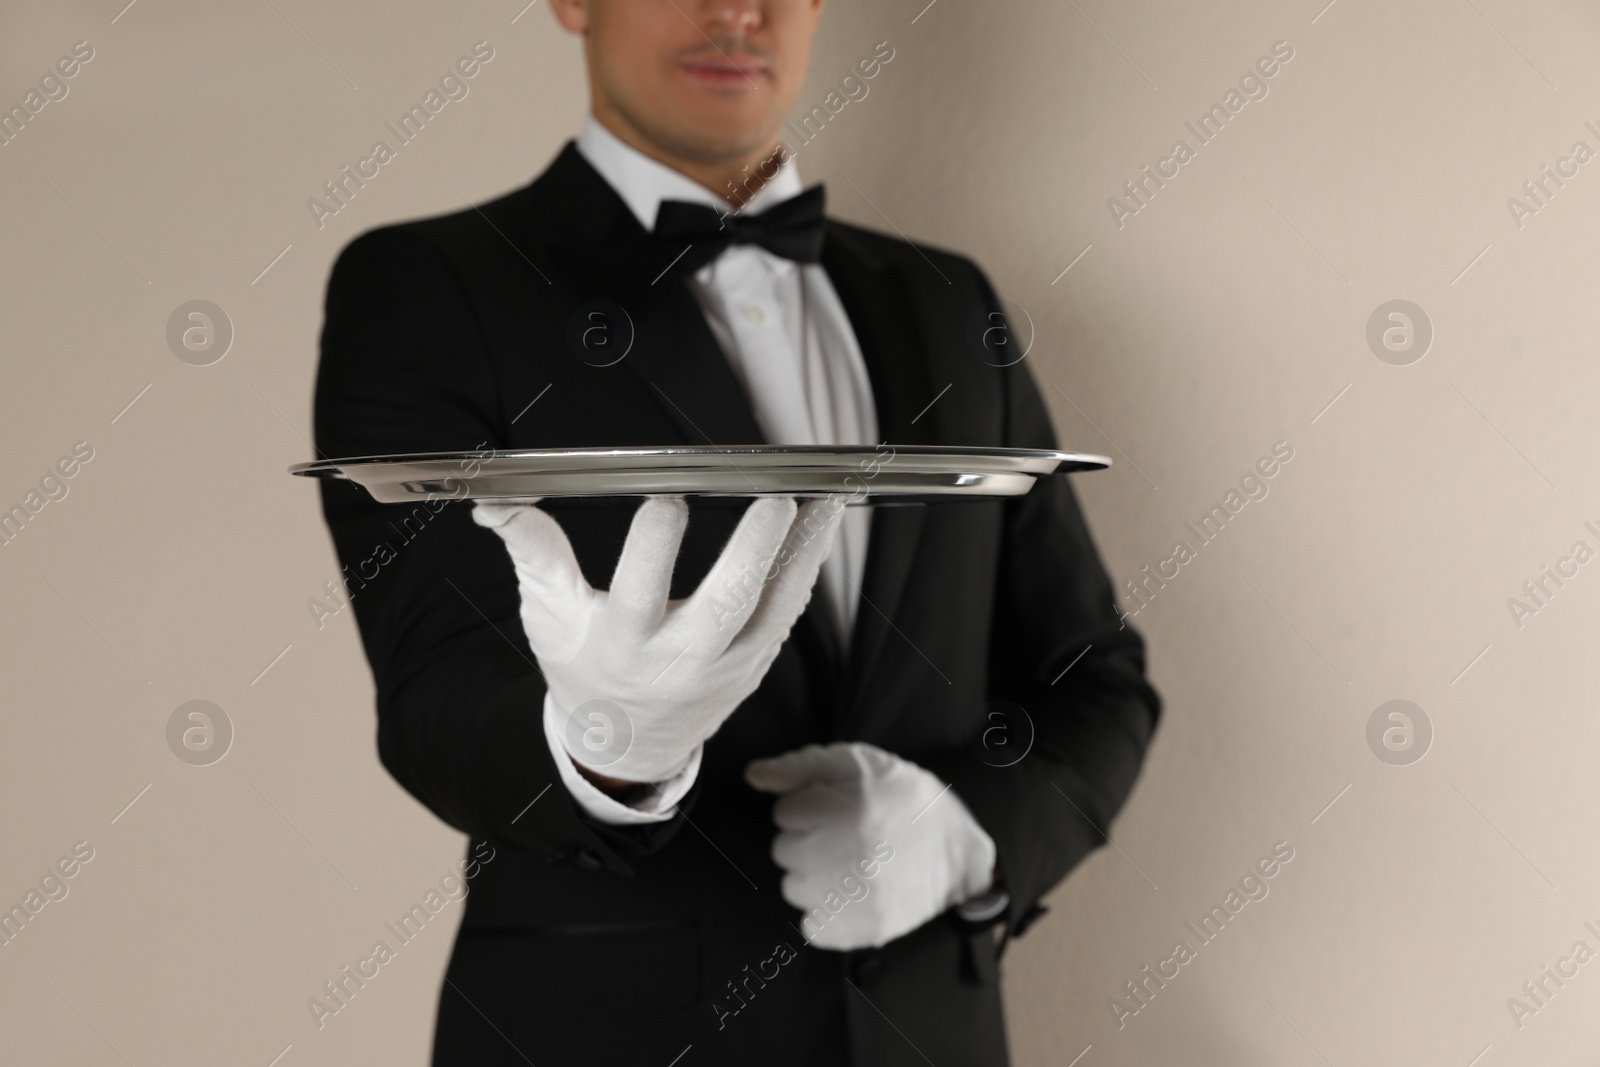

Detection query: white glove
xmin=746 ymin=742 xmax=997 ymax=951
xmin=474 ymin=495 xmax=843 ymax=783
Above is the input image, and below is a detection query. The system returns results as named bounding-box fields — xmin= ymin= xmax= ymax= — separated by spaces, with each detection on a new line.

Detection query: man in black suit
xmin=312 ymin=1 xmax=1160 ymax=1064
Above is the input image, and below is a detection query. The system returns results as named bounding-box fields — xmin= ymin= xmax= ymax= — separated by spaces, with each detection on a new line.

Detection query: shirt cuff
xmin=541 ymin=692 xmax=701 ymax=826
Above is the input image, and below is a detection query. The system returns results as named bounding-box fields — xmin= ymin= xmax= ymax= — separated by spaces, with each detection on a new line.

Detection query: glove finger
xmin=771 ymin=829 xmax=804 ymax=872
xmin=745 ymin=743 xmax=862 ymax=794
xmin=784 ymin=874 xmax=881 ymax=950
xmin=812 ymin=910 xmax=905 ymax=952
xmin=472 ymin=500 xmax=542 ymax=527
xmin=725 ymin=497 xmax=845 ymax=658
xmin=784 ymin=879 xmax=866 ymax=950
xmin=474 ymin=502 xmax=590 ymax=614
xmin=773 ymin=783 xmax=860 ymax=831
xmin=803 ymin=920 xmax=859 ymax=951
xmin=780 ymin=871 xmax=834 ymax=915
xmin=770 ymin=828 xmax=843 ymax=875
xmin=606 ymin=496 xmax=689 ymax=637
xmin=679 ymin=497 xmax=799 ymax=652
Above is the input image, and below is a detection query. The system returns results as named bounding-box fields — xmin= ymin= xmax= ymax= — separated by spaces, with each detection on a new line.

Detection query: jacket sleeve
xmin=312 ymin=227 xmax=695 ymax=876
xmin=931 ymin=266 xmax=1162 ymax=942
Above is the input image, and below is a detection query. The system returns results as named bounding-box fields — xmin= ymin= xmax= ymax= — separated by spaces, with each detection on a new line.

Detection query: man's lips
xmin=679 ymin=56 xmax=768 ymax=87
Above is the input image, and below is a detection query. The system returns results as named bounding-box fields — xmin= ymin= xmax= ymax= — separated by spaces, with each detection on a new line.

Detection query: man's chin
xmin=651 ymin=116 xmax=777 ymax=166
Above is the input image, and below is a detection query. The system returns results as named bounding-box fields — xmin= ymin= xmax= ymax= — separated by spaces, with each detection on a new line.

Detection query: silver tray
xmin=288 ymin=445 xmax=1109 ymax=504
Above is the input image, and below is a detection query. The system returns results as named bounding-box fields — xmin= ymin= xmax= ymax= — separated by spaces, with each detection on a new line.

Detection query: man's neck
xmin=590 ymin=107 xmax=784 ymax=210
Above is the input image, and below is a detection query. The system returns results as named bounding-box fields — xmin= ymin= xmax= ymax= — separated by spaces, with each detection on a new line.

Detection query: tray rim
xmin=288 ymin=444 xmax=1109 ymax=480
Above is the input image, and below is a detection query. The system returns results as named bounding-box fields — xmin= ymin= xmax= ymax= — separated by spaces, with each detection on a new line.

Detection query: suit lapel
xmin=511 ymin=143 xmax=767 ymax=449
xmin=620 ymin=282 xmax=766 ymax=448
xmin=822 ymin=225 xmax=937 ymax=728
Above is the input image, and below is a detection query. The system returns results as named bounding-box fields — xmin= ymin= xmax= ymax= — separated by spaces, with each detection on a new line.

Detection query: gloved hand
xmin=473 ymin=495 xmax=842 ymax=783
xmin=746 ymin=741 xmax=997 ymax=951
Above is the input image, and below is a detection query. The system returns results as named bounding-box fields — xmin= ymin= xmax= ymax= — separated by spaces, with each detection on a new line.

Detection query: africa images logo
xmin=1106 ymin=40 xmax=1295 ymax=230
xmin=1109 ymin=841 xmax=1295 ymax=1029
xmin=306 ymin=42 xmax=495 ymax=232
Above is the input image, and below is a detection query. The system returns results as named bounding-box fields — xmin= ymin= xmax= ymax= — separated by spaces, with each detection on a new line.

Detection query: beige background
xmin=3 ymin=0 xmax=1598 ymax=1063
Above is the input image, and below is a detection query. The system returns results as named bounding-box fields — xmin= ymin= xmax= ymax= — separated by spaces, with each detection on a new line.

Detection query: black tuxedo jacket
xmin=313 ymin=142 xmax=1160 ymax=1067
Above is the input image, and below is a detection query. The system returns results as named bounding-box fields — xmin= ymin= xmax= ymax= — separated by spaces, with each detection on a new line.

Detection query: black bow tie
xmin=652 ymin=185 xmax=826 ymax=275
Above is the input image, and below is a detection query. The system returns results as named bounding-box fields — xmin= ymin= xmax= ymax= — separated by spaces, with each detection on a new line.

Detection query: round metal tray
xmin=289 ymin=445 xmax=1109 ymax=504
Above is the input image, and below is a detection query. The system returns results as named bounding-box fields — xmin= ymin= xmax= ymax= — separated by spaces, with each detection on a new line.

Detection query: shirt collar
xmin=575 ymin=115 xmax=805 ymax=234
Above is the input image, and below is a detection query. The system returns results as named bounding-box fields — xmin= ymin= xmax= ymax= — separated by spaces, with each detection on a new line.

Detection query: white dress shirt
xmin=544 ymin=118 xmax=878 ymax=825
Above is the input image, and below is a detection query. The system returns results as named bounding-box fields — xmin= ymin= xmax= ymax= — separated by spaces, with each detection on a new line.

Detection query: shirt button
xmin=741 ymin=305 xmax=766 ymax=326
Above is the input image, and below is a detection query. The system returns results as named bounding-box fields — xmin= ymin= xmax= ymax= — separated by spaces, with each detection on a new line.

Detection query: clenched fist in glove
xmin=473 ymin=495 xmax=843 ymax=784
xmin=746 ymin=741 xmax=998 ymax=951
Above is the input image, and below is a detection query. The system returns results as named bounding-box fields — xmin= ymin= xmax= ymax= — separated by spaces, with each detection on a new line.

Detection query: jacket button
xmin=849 ymin=949 xmax=885 ymax=985
xmin=573 ymin=847 xmax=602 ymax=870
